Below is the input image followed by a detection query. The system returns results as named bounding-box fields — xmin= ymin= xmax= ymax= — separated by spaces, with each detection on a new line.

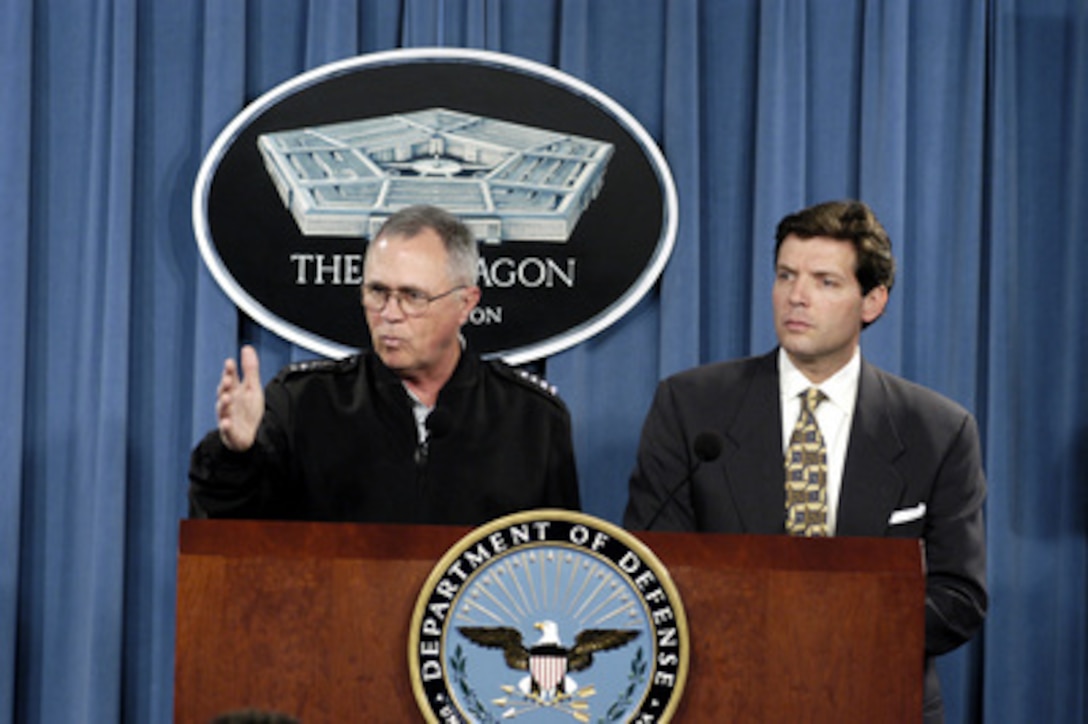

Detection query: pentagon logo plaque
xmin=193 ymin=48 xmax=677 ymax=364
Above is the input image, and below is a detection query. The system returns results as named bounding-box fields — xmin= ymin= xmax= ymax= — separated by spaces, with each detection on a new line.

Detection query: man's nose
xmin=788 ymin=278 xmax=810 ymax=304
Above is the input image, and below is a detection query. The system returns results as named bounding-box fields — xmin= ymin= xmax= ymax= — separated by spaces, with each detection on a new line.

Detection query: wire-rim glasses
xmin=362 ymin=282 xmax=466 ymax=316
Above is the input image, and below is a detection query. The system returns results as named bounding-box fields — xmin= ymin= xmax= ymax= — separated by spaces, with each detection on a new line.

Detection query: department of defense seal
xmin=409 ymin=510 xmax=689 ymax=723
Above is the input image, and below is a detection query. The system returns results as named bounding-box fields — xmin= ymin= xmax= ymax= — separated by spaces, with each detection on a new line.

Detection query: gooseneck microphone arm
xmin=640 ymin=431 xmax=724 ymax=531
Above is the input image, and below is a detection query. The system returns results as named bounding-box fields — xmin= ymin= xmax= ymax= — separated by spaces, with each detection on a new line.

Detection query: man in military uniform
xmin=189 ymin=205 xmax=580 ymax=524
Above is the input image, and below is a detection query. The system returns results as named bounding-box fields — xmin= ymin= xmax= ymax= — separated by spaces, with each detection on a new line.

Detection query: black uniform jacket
xmin=189 ymin=349 xmax=580 ymax=525
xmin=624 ymin=350 xmax=987 ymax=720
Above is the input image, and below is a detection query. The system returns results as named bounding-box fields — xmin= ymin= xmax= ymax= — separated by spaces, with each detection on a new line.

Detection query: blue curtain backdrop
xmin=1 ymin=0 xmax=1085 ymax=721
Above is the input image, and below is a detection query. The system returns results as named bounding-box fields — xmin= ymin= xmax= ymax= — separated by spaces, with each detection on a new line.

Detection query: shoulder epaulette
xmin=515 ymin=367 xmax=558 ymax=396
xmin=280 ymin=354 xmax=359 ymax=378
xmin=490 ymin=360 xmax=561 ymax=399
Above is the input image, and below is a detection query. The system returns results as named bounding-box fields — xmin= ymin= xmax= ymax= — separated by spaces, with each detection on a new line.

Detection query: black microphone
xmin=415 ymin=407 xmax=454 ymax=465
xmin=640 ymin=431 xmax=724 ymax=531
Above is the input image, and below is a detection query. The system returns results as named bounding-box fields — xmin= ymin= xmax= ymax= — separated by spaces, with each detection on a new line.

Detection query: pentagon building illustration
xmin=257 ymin=108 xmax=615 ymax=243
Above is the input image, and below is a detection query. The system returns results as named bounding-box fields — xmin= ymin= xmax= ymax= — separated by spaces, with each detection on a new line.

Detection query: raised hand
xmin=216 ymin=345 xmax=264 ymax=452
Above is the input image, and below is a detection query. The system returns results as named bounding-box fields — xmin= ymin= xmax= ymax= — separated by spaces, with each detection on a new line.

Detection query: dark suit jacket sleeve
xmin=920 ymin=409 xmax=988 ymax=656
xmin=624 ymin=379 xmax=698 ymax=530
xmin=187 ymin=373 xmax=296 ymax=519
xmin=529 ymin=378 xmax=581 ymax=511
xmin=551 ymin=404 xmax=582 ymax=510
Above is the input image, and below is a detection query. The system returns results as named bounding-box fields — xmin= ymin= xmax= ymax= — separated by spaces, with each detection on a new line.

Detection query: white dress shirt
xmin=778 ymin=347 xmax=861 ymax=535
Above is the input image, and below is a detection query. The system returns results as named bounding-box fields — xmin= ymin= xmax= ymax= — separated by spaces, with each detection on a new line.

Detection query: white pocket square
xmin=889 ymin=503 xmax=927 ymax=525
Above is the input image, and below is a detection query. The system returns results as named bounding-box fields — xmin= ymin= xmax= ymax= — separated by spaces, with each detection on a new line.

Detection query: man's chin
xmin=780 ymin=343 xmax=821 ymax=366
xmin=778 ymin=335 xmax=809 ymax=355
xmin=376 ymin=348 xmax=411 ymax=371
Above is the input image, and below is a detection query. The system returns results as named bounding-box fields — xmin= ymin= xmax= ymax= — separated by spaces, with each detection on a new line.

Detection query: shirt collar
xmin=778 ymin=347 xmax=861 ymax=412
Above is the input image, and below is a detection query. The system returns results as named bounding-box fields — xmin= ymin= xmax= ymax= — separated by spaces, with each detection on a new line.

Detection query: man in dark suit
xmin=624 ymin=200 xmax=986 ymax=722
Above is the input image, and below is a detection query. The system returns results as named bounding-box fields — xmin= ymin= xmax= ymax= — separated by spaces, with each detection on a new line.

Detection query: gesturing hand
xmin=216 ymin=345 xmax=264 ymax=452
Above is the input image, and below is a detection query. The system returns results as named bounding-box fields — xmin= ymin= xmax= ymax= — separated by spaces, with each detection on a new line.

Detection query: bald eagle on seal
xmin=458 ymin=620 xmax=639 ymax=698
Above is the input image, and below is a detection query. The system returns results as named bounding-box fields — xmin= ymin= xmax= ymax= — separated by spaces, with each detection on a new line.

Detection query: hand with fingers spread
xmin=216 ymin=345 xmax=264 ymax=452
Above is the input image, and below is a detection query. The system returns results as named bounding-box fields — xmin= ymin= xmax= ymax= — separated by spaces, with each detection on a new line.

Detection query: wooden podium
xmin=175 ymin=519 xmax=923 ymax=723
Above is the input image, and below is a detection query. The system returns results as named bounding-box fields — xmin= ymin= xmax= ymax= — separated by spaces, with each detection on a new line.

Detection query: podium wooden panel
xmin=175 ymin=519 xmax=923 ymax=723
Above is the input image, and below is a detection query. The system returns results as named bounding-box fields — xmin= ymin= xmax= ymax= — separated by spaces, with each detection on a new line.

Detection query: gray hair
xmin=369 ymin=205 xmax=479 ymax=285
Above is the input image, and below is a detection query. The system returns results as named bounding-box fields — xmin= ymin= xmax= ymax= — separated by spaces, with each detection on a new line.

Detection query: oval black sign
xmin=193 ymin=48 xmax=676 ymax=363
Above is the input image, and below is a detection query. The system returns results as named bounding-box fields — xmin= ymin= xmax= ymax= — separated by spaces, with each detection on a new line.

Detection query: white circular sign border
xmin=192 ymin=47 xmax=678 ymax=365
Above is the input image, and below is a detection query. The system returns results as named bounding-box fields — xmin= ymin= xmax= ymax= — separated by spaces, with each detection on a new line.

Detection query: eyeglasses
xmin=362 ymin=282 xmax=466 ymax=316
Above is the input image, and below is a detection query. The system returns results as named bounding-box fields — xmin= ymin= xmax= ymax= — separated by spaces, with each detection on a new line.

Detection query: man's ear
xmin=861 ymin=285 xmax=889 ymax=325
xmin=458 ymin=285 xmax=482 ymax=324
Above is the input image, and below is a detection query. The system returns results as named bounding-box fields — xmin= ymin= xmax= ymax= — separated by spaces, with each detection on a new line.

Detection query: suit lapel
xmin=720 ymin=353 xmax=789 ymax=534
xmin=836 ymin=362 xmax=907 ymax=537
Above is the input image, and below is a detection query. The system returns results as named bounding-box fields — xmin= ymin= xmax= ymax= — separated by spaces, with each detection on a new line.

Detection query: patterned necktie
xmin=785 ymin=387 xmax=829 ymax=536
